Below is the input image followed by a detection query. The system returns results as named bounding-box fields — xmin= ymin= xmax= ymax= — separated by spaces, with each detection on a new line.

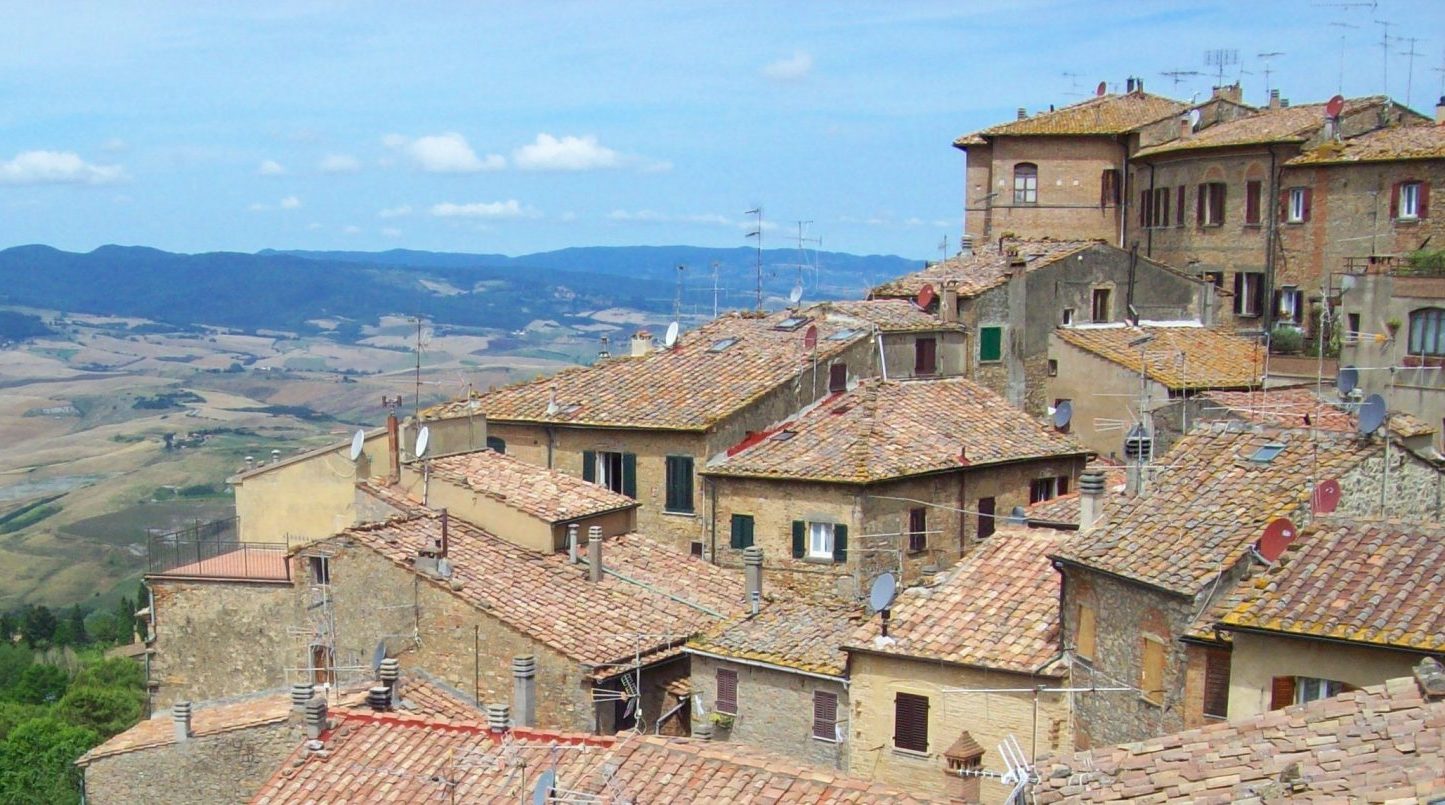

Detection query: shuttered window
xmin=1393 ymin=180 xmax=1430 ymax=220
xmin=914 ymin=337 xmax=937 ymax=375
xmin=664 ymin=455 xmax=694 ymax=512
xmin=1100 ymin=169 xmax=1121 ymax=206
xmin=1075 ymin=604 xmax=1097 ymax=661
xmin=1140 ymin=638 xmax=1166 ymax=705
xmin=1244 ymin=180 xmax=1262 ymax=225
xmin=893 ymin=692 xmax=929 ymax=753
xmin=907 ymin=508 xmax=927 ymax=554
xmin=1203 ymin=648 xmax=1230 ymax=718
xmin=716 ymin=669 xmax=738 ymax=714
xmin=977 ymin=497 xmax=996 ymax=539
xmin=1270 ymin=676 xmax=1296 ymax=710
xmin=812 ymin=691 xmax=838 ymax=740
xmin=729 ymin=514 xmax=754 ymax=550
xmin=583 ymin=451 xmax=635 ymax=497
xmin=829 ymin=363 xmax=848 ymax=392
xmin=485 ymin=436 xmax=506 ymax=454
xmin=979 ymin=326 xmax=1002 ymax=362
xmin=1176 ymin=186 xmax=1185 ymax=226
xmin=1408 ymin=308 xmax=1445 ymax=356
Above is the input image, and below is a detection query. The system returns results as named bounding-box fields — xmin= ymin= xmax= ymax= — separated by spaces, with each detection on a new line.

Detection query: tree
xmin=64 ymin=607 xmax=87 ymax=647
xmin=133 ymin=583 xmax=148 ymax=641
xmin=0 ymin=703 xmax=45 ymax=741
xmin=19 ymin=607 xmax=56 ymax=648
xmin=0 ymin=615 xmax=13 ymax=645
xmin=11 ymin=664 xmax=67 ymax=706
xmin=70 ymin=658 xmax=143 ymax=692
xmin=84 ymin=613 xmax=120 ymax=646
xmin=0 ymin=645 xmax=31 ymax=698
xmin=0 ymin=716 xmax=97 ymax=805
xmin=56 ymin=685 xmax=143 ymax=739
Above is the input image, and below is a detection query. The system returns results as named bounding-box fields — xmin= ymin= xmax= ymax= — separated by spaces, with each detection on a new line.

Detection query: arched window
xmin=1408 ymin=308 xmax=1445 ymax=356
xmin=1013 ymin=163 xmax=1038 ymax=205
xmin=486 ymin=436 xmax=506 ymax=454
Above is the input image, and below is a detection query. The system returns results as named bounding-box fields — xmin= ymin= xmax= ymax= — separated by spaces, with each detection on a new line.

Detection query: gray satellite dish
xmin=1052 ymin=400 xmax=1073 ymax=430
xmin=1337 ymin=365 xmax=1359 ymax=395
xmin=788 ymin=283 xmax=803 ymax=306
xmin=1187 ymin=108 xmax=1202 ymax=130
xmin=664 ymin=321 xmax=680 ymax=348
xmin=415 ymin=425 xmax=431 ymax=458
xmin=868 ymin=572 xmax=897 ymax=614
xmin=1358 ymin=394 xmax=1387 ymax=434
xmin=371 ymin=640 xmax=387 ymax=673
xmin=348 ymin=429 xmax=366 ymax=461
xmin=1007 ymin=505 xmax=1027 ymax=525
xmin=532 ymin=769 xmax=557 ymax=805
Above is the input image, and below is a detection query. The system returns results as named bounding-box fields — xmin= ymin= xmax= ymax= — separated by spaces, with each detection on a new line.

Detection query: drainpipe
xmin=1119 ymin=137 xmax=1130 ymax=249
xmin=545 ymin=426 xmax=555 ymax=469
xmin=1264 ymin=145 xmax=1280 ymax=334
xmin=1145 ymin=162 xmax=1156 ymax=258
xmin=707 ymin=476 xmax=719 ymax=565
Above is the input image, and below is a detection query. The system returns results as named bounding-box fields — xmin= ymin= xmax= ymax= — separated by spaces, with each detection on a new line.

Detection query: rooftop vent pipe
xmin=587 ymin=526 xmax=603 ymax=583
xmin=512 ymin=655 xmax=537 ymax=728
xmin=304 ymin=696 xmax=328 ymax=740
xmin=486 ymin=703 xmax=511 ymax=733
xmin=567 ymin=523 xmax=580 ymax=564
xmin=743 ymin=546 xmax=764 ymax=616
xmin=1078 ymin=470 xmax=1106 ymax=531
xmin=172 ymin=701 xmax=193 ymax=742
xmin=1016 ymin=107 xmax=1027 ymax=120
xmin=366 ymin=686 xmax=391 ymax=712
xmin=290 ymin=683 xmax=315 ymax=714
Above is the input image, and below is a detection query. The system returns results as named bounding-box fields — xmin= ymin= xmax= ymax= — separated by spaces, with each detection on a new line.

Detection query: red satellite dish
xmin=803 ymin=325 xmax=818 ymax=351
xmin=1312 ymin=479 xmax=1342 ymax=514
xmin=1096 ymin=81 xmax=1107 ymax=96
xmin=916 ymin=284 xmax=936 ymax=311
xmin=1256 ymin=517 xmax=1298 ymax=563
xmin=1325 ymin=94 xmax=1345 ymax=118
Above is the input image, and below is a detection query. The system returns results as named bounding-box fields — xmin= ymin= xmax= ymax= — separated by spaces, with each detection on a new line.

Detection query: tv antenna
xmin=868 ymin=572 xmax=897 ymax=637
xmin=673 ymin=263 xmax=686 ymax=323
xmin=744 ymin=206 xmax=763 ymax=311
xmin=1160 ymin=69 xmax=1203 ymax=91
xmin=1373 ymin=20 xmax=1393 ymax=96
xmin=1203 ymin=48 xmax=1239 ymax=87
xmin=1329 ymin=22 xmax=1359 ymax=95
xmin=1398 ymin=37 xmax=1423 ymax=108
xmin=937 ymin=234 xmax=949 ymax=264
xmin=709 ymin=261 xmax=722 ymax=319
xmin=410 ymin=315 xmax=430 ymax=418
xmin=1256 ymin=52 xmax=1285 ymax=101
xmin=348 ymin=429 xmax=366 ymax=462
xmin=1061 ymin=70 xmax=1084 ymax=96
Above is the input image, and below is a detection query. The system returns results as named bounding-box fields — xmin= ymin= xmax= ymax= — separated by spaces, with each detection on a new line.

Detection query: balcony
xmin=1343 ymin=253 xmax=1445 ymax=278
xmin=146 ymin=517 xmax=293 ymax=582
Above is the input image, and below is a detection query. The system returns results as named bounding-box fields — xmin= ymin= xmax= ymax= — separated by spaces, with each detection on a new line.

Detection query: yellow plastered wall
xmin=232 ymin=431 xmax=389 ymax=544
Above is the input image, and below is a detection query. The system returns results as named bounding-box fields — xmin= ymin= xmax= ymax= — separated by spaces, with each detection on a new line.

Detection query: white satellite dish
xmin=415 ymin=425 xmax=431 ymax=458
xmin=545 ymin=389 xmax=560 ymax=417
xmin=868 ymin=573 xmax=897 ymax=614
xmin=348 ymin=429 xmax=366 ymax=461
xmin=1187 ymin=108 xmax=1202 ymax=130
xmin=788 ymin=283 xmax=803 ymax=306
xmin=664 ymin=321 xmax=680 ymax=348
xmin=532 ymin=769 xmax=557 ymax=805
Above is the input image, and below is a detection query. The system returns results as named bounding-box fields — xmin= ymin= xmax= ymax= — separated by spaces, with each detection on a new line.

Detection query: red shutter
xmin=1420 ymin=182 xmax=1431 ymax=219
xmin=1210 ymin=184 xmax=1225 ymax=225
xmin=1279 ymin=189 xmax=1290 ymax=222
xmin=1301 ymin=188 xmax=1312 ymax=222
xmin=1177 ymin=186 xmax=1186 ymax=226
xmin=1270 ymin=676 xmax=1296 ymax=710
xmin=1245 ymin=180 xmax=1261 ymax=224
xmin=1390 ymin=181 xmax=1401 ymax=219
xmin=1196 ymin=184 xmax=1206 ymax=226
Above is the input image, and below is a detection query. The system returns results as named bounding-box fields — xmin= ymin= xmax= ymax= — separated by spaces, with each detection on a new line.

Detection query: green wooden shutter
xmin=979 ymin=327 xmax=1002 ymax=362
xmin=743 ymin=516 xmax=754 ymax=547
xmin=730 ymin=514 xmax=754 ymax=550
xmin=832 ymin=524 xmax=848 ymax=563
xmin=621 ymin=453 xmax=637 ymax=499
xmin=791 ymin=521 xmax=805 ymax=558
xmin=666 ymin=456 xmax=694 ymax=512
xmin=582 ymin=451 xmax=596 ymax=483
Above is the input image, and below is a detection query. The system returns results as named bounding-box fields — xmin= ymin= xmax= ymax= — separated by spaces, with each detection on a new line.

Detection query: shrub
xmin=1270 ymin=325 xmax=1304 ymax=354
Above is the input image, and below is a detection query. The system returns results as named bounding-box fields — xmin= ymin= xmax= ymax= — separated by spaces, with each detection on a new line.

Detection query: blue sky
xmin=2 ymin=1 xmax=1442 ymax=259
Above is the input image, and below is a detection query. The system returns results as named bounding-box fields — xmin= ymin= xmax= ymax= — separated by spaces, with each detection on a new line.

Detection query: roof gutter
xmin=1213 ymin=622 xmax=1441 ymax=656
xmin=841 ymin=644 xmax=1066 ymax=679
xmin=683 ymin=646 xmax=848 ymax=686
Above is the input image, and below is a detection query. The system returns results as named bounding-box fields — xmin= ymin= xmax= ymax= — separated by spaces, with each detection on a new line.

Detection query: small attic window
xmin=771 ymin=430 xmax=797 ymax=442
xmin=827 ymin=329 xmax=859 ymax=341
xmin=1248 ymin=442 xmax=1286 ymax=463
xmin=708 ymin=337 xmax=740 ymax=353
xmin=774 ymin=316 xmax=811 ymax=332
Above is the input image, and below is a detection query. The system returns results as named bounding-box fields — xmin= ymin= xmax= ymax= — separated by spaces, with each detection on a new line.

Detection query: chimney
xmin=366 ymin=685 xmax=391 ymax=712
xmin=172 ymin=701 xmax=192 ymax=742
xmin=692 ymin=721 xmax=714 ymax=741
xmin=1078 ymin=470 xmax=1106 ymax=531
xmin=1435 ymin=96 xmax=1445 ymax=125
xmin=567 ymin=523 xmax=580 ymax=563
xmin=1126 ymin=77 xmax=1135 ymax=93
xmin=598 ymin=335 xmax=611 ymax=360
xmin=290 ymin=682 xmax=315 ymax=714
xmin=512 ymin=654 xmax=537 ymax=728
xmin=439 ymin=508 xmax=449 ymax=558
xmin=1323 ymin=116 xmax=1337 ymax=140
xmin=587 ymin=526 xmax=603 ymax=582
xmin=743 ymin=546 xmax=764 ymax=616
xmin=1269 ymin=89 xmax=1281 ymax=111
xmin=1211 ymin=84 xmax=1241 ymax=103
xmin=1281 ymin=98 xmax=1290 ymax=108
xmin=1016 ymin=107 xmax=1027 ymax=120
xmin=386 ymin=408 xmax=401 ymax=483
xmin=941 ymin=281 xmax=959 ymax=324
xmin=1125 ymin=463 xmax=1142 ymax=498
xmin=1135 ymin=77 xmax=1144 ymax=93
xmin=486 ymin=703 xmax=511 ymax=734
xmin=1179 ymin=116 xmax=1192 ymax=140
xmin=630 ymin=331 xmax=653 ymax=357
xmin=958 ymin=235 xmax=973 ymax=256
xmin=304 ymin=696 xmax=328 ymax=740
xmin=379 ymin=657 xmax=400 ymax=708
xmin=244 ymin=455 xmax=255 ymax=471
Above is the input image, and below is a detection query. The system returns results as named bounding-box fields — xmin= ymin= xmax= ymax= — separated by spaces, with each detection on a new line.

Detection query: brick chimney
xmin=1078 ymin=469 xmax=1106 ymax=531
xmin=630 ymin=331 xmax=653 ymax=357
xmin=941 ymin=281 xmax=959 ymax=324
xmin=385 ymin=406 xmax=401 ymax=483
xmin=743 ymin=546 xmax=764 ymax=615
xmin=943 ymin=731 xmax=985 ymax=802
xmin=512 ymin=654 xmax=537 ymax=728
xmin=1211 ymin=84 xmax=1241 ymax=104
xmin=1179 ymin=116 xmax=1192 ymax=140
xmin=587 ymin=525 xmax=603 ymax=582
xmin=172 ymin=701 xmax=192 ymax=742
xmin=1269 ymin=89 xmax=1281 ymax=111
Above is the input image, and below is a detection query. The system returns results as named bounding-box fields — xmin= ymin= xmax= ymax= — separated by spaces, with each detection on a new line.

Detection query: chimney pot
xmin=630 ymin=331 xmax=654 ymax=357
xmin=379 ymin=657 xmax=400 ymax=685
xmin=1180 ymin=117 xmax=1192 ymax=139
xmin=304 ymin=696 xmax=328 ymax=740
xmin=172 ymin=701 xmax=193 ymax=742
xmin=486 ymin=703 xmax=511 ymax=733
xmin=290 ymin=683 xmax=315 ymax=713
xmin=512 ymin=654 xmax=537 ymax=728
xmin=1078 ymin=470 xmax=1107 ymax=531
xmin=693 ymin=722 xmax=714 ymax=741
xmin=567 ymin=524 xmax=580 ymax=563
xmin=958 ymin=235 xmax=973 ymax=256
xmin=941 ymin=281 xmax=960 ymax=324
xmin=1281 ymin=98 xmax=1290 ymax=108
xmin=1434 ymin=96 xmax=1445 ymax=125
xmin=1126 ymin=78 xmax=1135 ymax=93
xmin=367 ymin=685 xmax=391 ymax=712
xmin=743 ymin=546 xmax=764 ymax=615
xmin=1016 ymin=107 xmax=1027 ymax=120
xmin=386 ymin=412 xmax=401 ymax=484
xmin=1269 ymin=89 xmax=1281 ymax=110
xmin=587 ymin=526 xmax=603 ymax=582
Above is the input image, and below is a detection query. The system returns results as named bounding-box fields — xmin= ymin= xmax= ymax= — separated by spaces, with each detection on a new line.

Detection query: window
xmin=914 ymin=337 xmax=937 ymax=375
xmin=1013 ymin=163 xmax=1038 ymax=204
xmin=813 ymin=691 xmax=839 ymax=741
xmin=1029 ymin=477 xmax=1058 ymax=504
xmin=1408 ymin=308 xmax=1445 ymax=356
xmin=1244 ymin=179 xmax=1262 ymax=225
xmin=1283 ymin=187 xmax=1311 ymax=223
xmin=729 ymin=514 xmax=754 ymax=550
xmin=310 ymin=644 xmax=335 ymax=686
xmin=582 ymin=450 xmax=636 ymax=498
xmin=1075 ymin=604 xmax=1097 ymax=661
xmin=1197 ymin=182 xmax=1226 ymax=227
xmin=1061 ymin=308 xmax=1074 ymax=325
xmin=893 ymin=692 xmax=930 ymax=753
xmin=1153 ymin=187 xmax=1170 ymax=228
xmin=979 ymin=326 xmax=1002 ymax=362
xmin=308 ymin=555 xmax=330 ymax=586
xmin=774 ymin=316 xmax=810 ymax=331
xmin=977 ymin=497 xmax=996 ymax=539
xmin=707 ymin=337 xmax=739 ymax=353
xmin=1057 ymin=475 xmax=1070 ymax=495
xmin=485 ymin=436 xmax=506 ymax=454
xmin=1347 ymin=312 xmax=1362 ymax=343
xmin=1091 ymin=288 xmax=1112 ymax=322
xmin=1204 ymin=271 xmax=1225 ymax=289
xmin=828 ymin=363 xmax=848 ymax=392
xmin=1139 ymin=188 xmax=1152 ymax=228
xmin=1392 ymin=180 xmax=1429 ymax=221
xmin=1203 ymin=648 xmax=1230 ymax=718
xmin=1271 ymin=676 xmax=1351 ymax=709
xmin=1100 ymin=169 xmax=1121 ymax=207
xmin=665 ymin=455 xmax=694 ymax=513
xmin=793 ymin=520 xmax=847 ymax=562
xmin=1176 ymin=185 xmax=1186 ymax=226
xmin=1140 ymin=638 xmax=1166 ymax=705
xmin=1233 ymin=272 xmax=1264 ymax=317
xmin=907 ymin=508 xmax=927 ymax=554
xmin=1047 ymin=359 xmax=1058 ymax=377
xmin=690 ymin=541 xmax=704 ymax=557
xmin=1274 ymin=287 xmax=1304 ymax=325
xmin=1248 ymin=442 xmax=1286 ymax=463
xmin=716 ymin=669 xmax=738 ymax=715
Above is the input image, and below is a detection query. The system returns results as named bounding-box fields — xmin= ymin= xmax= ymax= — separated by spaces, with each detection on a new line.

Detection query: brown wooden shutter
xmin=1420 ymin=182 xmax=1431 ymax=219
xmin=1390 ymin=181 xmax=1401 ymax=219
xmin=1245 ymin=180 xmax=1261 ymax=224
xmin=1203 ymin=648 xmax=1231 ymax=718
xmin=1301 ymin=188 xmax=1312 ymax=222
xmin=893 ymin=692 xmax=929 ymax=752
xmin=1270 ymin=675 xmax=1296 ymax=710
xmin=1176 ymin=186 xmax=1186 ymax=226
xmin=829 ymin=363 xmax=847 ymax=392
xmin=1210 ymin=184 xmax=1225 ymax=225
xmin=914 ymin=337 xmax=936 ymax=374
xmin=977 ymin=497 xmax=995 ymax=539
xmin=1196 ymin=184 xmax=1206 ymax=226
xmin=1140 ymin=189 xmax=1150 ymax=227
xmin=1076 ymin=605 xmax=1097 ymax=660
xmin=716 ymin=668 xmax=738 ymax=714
xmin=1140 ymin=639 xmax=1165 ymax=705
xmin=1279 ymin=188 xmax=1290 ymax=222
xmin=813 ymin=691 xmax=838 ymax=739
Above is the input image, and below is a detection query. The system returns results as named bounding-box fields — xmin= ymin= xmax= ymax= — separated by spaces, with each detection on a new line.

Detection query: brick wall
xmin=965 ymin=135 xmax=1127 ymax=244
xmin=690 ymin=654 xmax=848 ymax=771
xmin=83 ymin=719 xmax=302 ymax=805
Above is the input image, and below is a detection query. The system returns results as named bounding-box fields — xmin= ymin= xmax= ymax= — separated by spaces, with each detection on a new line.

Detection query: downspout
xmin=545 ymin=426 xmax=555 ymax=469
xmin=1145 ymin=162 xmax=1157 ymax=258
xmin=1264 ymin=145 xmax=1280 ymax=333
xmin=1119 ymin=136 xmax=1130 ymax=249
xmin=707 ymin=476 xmax=719 ymax=565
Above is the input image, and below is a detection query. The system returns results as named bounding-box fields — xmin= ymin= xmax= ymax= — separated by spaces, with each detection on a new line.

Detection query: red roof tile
xmin=1055 ymin=323 xmax=1263 ymax=390
xmin=1133 ymin=96 xmax=1392 ymax=157
xmin=1200 ymin=386 xmax=1436 ymax=437
xmin=429 ymin=449 xmax=637 ymax=523
xmin=689 ymin=600 xmax=863 ymax=677
xmin=1288 ymin=122 xmax=1445 ymax=165
xmin=870 ymin=239 xmax=1098 ymax=299
xmin=955 ymin=92 xmax=1187 ymax=144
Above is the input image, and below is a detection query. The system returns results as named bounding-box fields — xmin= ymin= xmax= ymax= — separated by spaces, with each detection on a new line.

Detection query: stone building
xmin=701 ymin=376 xmax=1088 ymax=599
xmin=843 ymin=527 xmax=1073 ymax=803
xmin=870 ymin=238 xmax=1213 ymax=414
xmin=1046 ymin=322 xmax=1263 ymax=456
xmin=686 ymin=598 xmax=859 ymax=771
xmin=1050 ymin=423 xmax=1444 ymax=748
xmin=1214 ymin=518 xmax=1445 ymax=719
xmin=419 ymin=301 xmax=965 ymax=555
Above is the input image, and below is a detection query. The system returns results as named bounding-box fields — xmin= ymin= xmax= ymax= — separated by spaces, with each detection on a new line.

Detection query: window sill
xmin=1394 ymin=218 xmax=1420 ymax=226
xmin=891 ymin=747 xmax=931 ymax=762
xmin=802 ymin=555 xmax=840 ymax=565
xmin=661 ymin=510 xmax=697 ymax=518
xmin=1234 ymin=312 xmax=1263 ymax=319
xmin=1139 ymin=695 xmax=1164 ymax=708
xmin=1243 ymin=222 xmax=1262 ymax=228
xmin=812 ymin=734 xmax=840 ymax=744
xmin=1284 ymin=220 xmax=1306 ymax=226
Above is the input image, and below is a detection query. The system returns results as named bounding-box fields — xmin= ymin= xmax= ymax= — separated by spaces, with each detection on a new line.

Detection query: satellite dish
xmin=1256 ymin=516 xmax=1298 ymax=563
xmin=1336 ymin=365 xmax=1359 ymax=395
xmin=1007 ymin=505 xmax=1027 ymax=525
xmin=1096 ymin=80 xmax=1107 ymax=96
xmin=1052 ymin=401 xmax=1073 ymax=430
xmin=1312 ymin=478 xmax=1342 ymax=514
xmin=788 ymin=284 xmax=803 ymax=306
xmin=371 ymin=640 xmax=387 ymax=673
xmin=664 ymin=321 xmax=680 ymax=349
xmin=1325 ymin=94 xmax=1345 ymax=118
xmin=1187 ymin=108 xmax=1202 ymax=130
xmin=415 ymin=425 xmax=431 ymax=458
xmin=532 ymin=769 xmax=557 ymax=805
xmin=868 ymin=573 xmax=897 ymax=614
xmin=545 ymin=389 xmax=560 ymax=417
xmin=916 ymin=284 xmax=936 ymax=311
xmin=348 ymin=429 xmax=366 ymax=461
xmin=803 ymin=325 xmax=818 ymax=351
xmin=1358 ymin=394 xmax=1386 ymax=434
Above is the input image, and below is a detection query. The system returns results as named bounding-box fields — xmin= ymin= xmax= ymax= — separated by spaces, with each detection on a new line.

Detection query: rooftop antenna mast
xmin=1329 ymin=22 xmax=1359 ymax=95
xmin=710 ymin=260 xmax=722 ymax=319
xmin=1434 ymin=44 xmax=1445 ymax=99
xmin=673 ymin=263 xmax=686 ymax=323
xmin=1398 ymin=37 xmax=1423 ymax=108
xmin=1160 ymin=69 xmax=1203 ymax=92
xmin=1203 ymin=48 xmax=1239 ymax=88
xmin=791 ymin=219 xmax=820 ymax=294
xmin=1257 ymin=52 xmax=1285 ymax=101
xmin=744 ymin=206 xmax=763 ymax=312
xmin=1373 ymin=20 xmax=1393 ymax=97
xmin=410 ymin=315 xmax=430 ymax=419
xmin=1061 ymin=70 xmax=1084 ymax=97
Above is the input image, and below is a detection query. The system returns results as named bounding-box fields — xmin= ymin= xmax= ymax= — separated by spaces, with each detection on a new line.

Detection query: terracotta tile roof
xmin=1030 ymin=665 xmax=1445 ymax=802
xmin=337 ymin=513 xmax=745 ymax=671
xmin=392 ymin=674 xmax=483 ymax=720
xmin=355 ymin=479 xmax=429 ymax=515
xmin=421 ymin=307 xmax=874 ymax=430
xmin=1024 ymin=459 xmax=1128 ymax=528
xmin=1054 ymin=323 xmax=1263 ymax=390
xmin=79 ymin=694 xmax=297 ymax=765
xmin=1052 ymin=426 xmax=1381 ymax=596
xmin=1288 ymin=122 xmax=1445 ymax=165
xmin=1133 ymin=96 xmax=1390 ymax=157
xmin=870 ymin=238 xmax=1098 ymax=299
xmin=1200 ymin=386 xmax=1437 ymax=437
xmin=954 ymin=92 xmax=1187 ymax=144
xmin=429 ymin=449 xmax=637 ymax=523
xmin=844 ymin=527 xmax=1065 ymax=675
xmin=813 ymin=298 xmax=963 ymax=333
xmin=251 ymin=712 xmax=943 ymax=803
xmin=704 ymin=377 xmax=1086 ymax=483
xmin=148 ymin=546 xmax=291 ymax=582
xmin=688 ymin=600 xmax=863 ymax=677
xmin=1217 ymin=518 xmax=1445 ymax=652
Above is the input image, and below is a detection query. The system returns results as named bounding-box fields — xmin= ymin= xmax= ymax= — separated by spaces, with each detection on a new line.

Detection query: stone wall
xmin=966 ymin=134 xmax=1127 ymax=244
xmin=707 ymin=475 xmax=857 ymax=600
xmin=83 ymin=719 xmax=303 ymax=804
xmin=1339 ymin=272 xmax=1445 ymax=432
xmin=690 ymin=653 xmax=848 ymax=771
xmin=1226 ymin=631 xmax=1427 ymax=720
xmin=1338 ymin=447 xmax=1443 ymax=520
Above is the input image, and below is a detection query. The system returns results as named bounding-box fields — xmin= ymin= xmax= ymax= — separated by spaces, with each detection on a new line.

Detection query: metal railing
xmin=146 ymin=517 xmax=292 ymax=581
xmin=1343 ymin=255 xmax=1445 ymax=277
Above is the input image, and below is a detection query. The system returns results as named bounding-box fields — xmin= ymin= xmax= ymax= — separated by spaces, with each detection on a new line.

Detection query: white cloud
xmin=381 ymin=227 xmax=402 ymax=238
xmin=761 ymin=51 xmax=814 ymax=81
xmin=559 ymin=211 xmax=577 ymax=222
xmin=608 ymin=208 xmax=668 ymax=222
xmin=280 ymin=195 xmax=301 ymax=209
xmin=0 ymin=150 xmax=125 ymax=185
xmin=608 ymin=209 xmax=741 ymax=227
xmin=430 ymin=200 xmax=535 ymax=219
xmin=249 ymin=195 xmax=301 ymax=212
xmin=388 ymin=132 xmax=505 ymax=173
xmin=307 ymin=222 xmax=323 ymax=230
xmin=258 ymin=159 xmax=286 ymax=176
xmin=318 ymin=154 xmax=361 ymax=174
xmin=513 ymin=133 xmax=621 ymax=171
xmin=343 ymin=225 xmax=361 ymax=234
xmin=377 ymin=204 xmax=412 ymax=219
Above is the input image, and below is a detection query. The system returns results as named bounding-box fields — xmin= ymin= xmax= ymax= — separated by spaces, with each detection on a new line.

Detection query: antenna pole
xmin=674 ymin=264 xmax=685 ymax=323
xmin=1330 ymin=22 xmax=1358 ymax=95
xmin=1374 ymin=20 xmax=1393 ymax=97
xmin=1398 ymin=37 xmax=1423 ymax=108
xmin=412 ymin=316 xmax=425 ymax=418
xmin=710 ymin=261 xmax=721 ymax=319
